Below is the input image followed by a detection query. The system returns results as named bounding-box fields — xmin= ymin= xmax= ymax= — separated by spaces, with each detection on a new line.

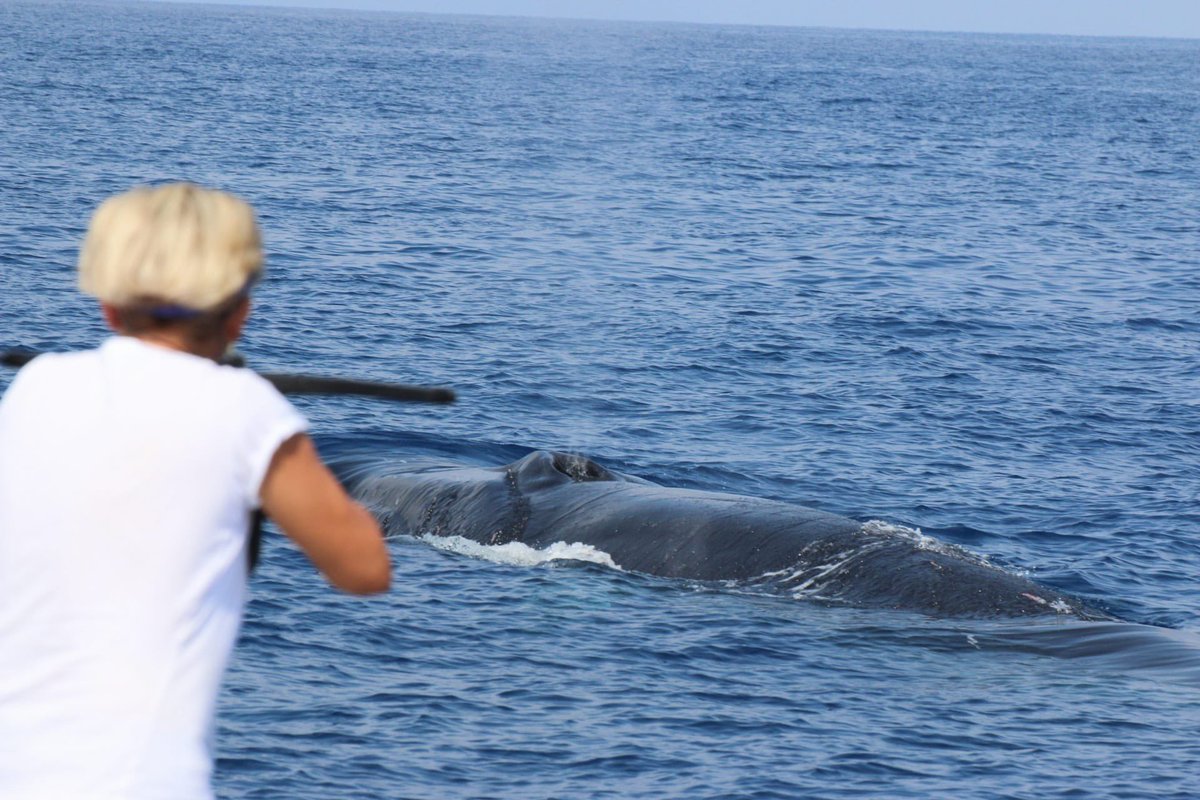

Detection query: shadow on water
xmin=978 ymin=622 xmax=1200 ymax=686
xmin=689 ymin=588 xmax=1200 ymax=687
xmin=706 ymin=581 xmax=1200 ymax=686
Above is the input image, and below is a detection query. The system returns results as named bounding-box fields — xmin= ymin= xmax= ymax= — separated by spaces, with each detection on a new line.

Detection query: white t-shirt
xmin=0 ymin=336 xmax=308 ymax=800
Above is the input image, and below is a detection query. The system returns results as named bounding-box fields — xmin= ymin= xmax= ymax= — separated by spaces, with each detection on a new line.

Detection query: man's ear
xmin=223 ymin=296 xmax=251 ymax=344
xmin=101 ymin=304 xmax=124 ymax=333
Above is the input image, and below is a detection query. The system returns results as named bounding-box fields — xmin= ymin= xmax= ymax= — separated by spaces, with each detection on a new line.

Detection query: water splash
xmin=861 ymin=519 xmax=995 ymax=568
xmin=419 ymin=533 xmax=621 ymax=570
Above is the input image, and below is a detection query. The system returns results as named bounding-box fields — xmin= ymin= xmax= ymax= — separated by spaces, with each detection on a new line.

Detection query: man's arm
xmin=259 ymin=433 xmax=391 ymax=594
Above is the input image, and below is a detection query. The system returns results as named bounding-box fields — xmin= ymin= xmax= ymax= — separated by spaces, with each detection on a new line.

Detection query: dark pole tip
xmin=1 ymin=349 xmax=37 ymax=368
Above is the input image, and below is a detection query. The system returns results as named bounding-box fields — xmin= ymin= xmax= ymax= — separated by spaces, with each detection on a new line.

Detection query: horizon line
xmin=120 ymin=0 xmax=1200 ymax=42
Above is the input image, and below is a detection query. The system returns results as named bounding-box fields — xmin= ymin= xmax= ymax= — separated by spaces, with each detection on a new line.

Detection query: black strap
xmin=248 ymin=510 xmax=265 ymax=574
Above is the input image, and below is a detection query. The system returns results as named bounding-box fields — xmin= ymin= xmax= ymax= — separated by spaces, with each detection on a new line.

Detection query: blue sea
xmin=2 ymin=1 xmax=1199 ymax=797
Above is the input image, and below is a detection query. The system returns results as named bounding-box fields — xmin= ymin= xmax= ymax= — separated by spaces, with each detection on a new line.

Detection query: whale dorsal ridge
xmin=550 ymin=451 xmax=617 ymax=482
xmin=508 ymin=450 xmax=623 ymax=494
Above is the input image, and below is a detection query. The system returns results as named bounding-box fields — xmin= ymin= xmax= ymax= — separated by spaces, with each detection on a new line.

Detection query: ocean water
xmin=2 ymin=1 xmax=1199 ymax=797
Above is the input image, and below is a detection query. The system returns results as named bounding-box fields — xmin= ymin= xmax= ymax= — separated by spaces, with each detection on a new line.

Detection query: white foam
xmin=860 ymin=519 xmax=996 ymax=568
xmin=418 ymin=534 xmax=622 ymax=570
xmin=860 ymin=519 xmax=940 ymax=549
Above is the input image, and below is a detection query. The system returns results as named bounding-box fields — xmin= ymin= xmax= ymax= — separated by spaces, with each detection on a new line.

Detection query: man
xmin=0 ymin=183 xmax=390 ymax=799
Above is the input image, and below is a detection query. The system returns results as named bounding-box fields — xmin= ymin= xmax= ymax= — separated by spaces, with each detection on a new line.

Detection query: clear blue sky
xmin=152 ymin=0 xmax=1200 ymax=38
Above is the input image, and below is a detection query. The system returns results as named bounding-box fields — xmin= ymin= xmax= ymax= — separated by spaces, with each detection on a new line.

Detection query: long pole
xmin=1 ymin=348 xmax=455 ymax=404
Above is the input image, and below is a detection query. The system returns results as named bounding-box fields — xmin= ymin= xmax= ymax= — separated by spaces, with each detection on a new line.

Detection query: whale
xmin=346 ymin=449 xmax=1110 ymax=620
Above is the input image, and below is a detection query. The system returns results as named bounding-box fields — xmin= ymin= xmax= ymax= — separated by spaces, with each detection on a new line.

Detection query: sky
xmin=150 ymin=0 xmax=1200 ymax=39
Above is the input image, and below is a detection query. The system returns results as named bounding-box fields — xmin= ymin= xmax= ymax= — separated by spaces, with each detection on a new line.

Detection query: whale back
xmin=354 ymin=451 xmax=633 ymax=545
xmin=511 ymin=451 xmax=865 ymax=581
xmin=354 ymin=463 xmax=520 ymax=544
xmin=347 ymin=450 xmax=1112 ymax=620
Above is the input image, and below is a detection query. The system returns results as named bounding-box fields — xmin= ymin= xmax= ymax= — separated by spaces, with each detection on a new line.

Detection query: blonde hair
xmin=78 ymin=183 xmax=263 ymax=311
